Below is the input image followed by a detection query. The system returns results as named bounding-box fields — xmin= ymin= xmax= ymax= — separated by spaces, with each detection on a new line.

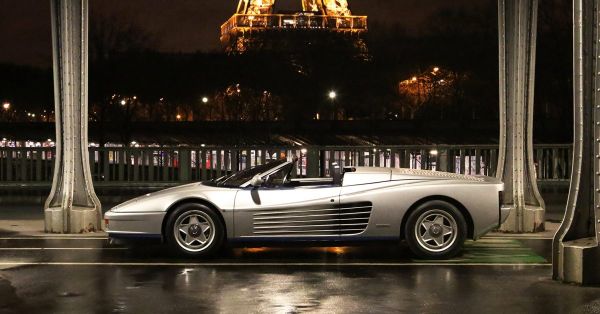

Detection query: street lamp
xmin=328 ymin=91 xmax=338 ymax=120
xmin=202 ymin=97 xmax=209 ymax=104
xmin=2 ymin=102 xmax=10 ymax=110
xmin=120 ymin=100 xmax=127 ymax=106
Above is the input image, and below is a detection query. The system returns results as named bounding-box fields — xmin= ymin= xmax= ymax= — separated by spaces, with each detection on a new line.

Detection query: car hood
xmin=110 ymin=182 xmax=227 ymax=212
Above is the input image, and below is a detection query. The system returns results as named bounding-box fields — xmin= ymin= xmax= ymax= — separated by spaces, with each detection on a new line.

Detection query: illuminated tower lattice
xmin=221 ymin=0 xmax=367 ymax=54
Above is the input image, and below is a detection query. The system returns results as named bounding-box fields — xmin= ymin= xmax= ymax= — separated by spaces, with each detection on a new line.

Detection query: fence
xmin=0 ymin=144 xmax=571 ymax=186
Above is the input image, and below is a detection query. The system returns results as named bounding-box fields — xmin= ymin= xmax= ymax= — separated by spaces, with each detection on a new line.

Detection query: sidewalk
xmin=0 ymin=205 xmax=107 ymax=237
xmin=487 ymin=221 xmax=559 ymax=239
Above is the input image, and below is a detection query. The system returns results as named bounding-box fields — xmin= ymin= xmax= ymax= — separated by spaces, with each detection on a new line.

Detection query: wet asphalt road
xmin=0 ymin=236 xmax=599 ymax=314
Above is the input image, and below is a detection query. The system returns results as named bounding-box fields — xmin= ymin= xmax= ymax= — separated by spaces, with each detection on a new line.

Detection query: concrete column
xmin=496 ymin=0 xmax=545 ymax=233
xmin=553 ymin=0 xmax=600 ymax=285
xmin=45 ymin=0 xmax=102 ymax=233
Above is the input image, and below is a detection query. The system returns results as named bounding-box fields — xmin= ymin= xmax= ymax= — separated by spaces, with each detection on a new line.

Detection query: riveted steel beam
xmin=44 ymin=0 xmax=102 ymax=233
xmin=553 ymin=0 xmax=600 ymax=285
xmin=496 ymin=0 xmax=546 ymax=233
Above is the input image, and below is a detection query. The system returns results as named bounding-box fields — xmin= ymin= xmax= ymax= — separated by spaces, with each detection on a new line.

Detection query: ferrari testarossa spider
xmin=105 ymin=158 xmax=507 ymax=259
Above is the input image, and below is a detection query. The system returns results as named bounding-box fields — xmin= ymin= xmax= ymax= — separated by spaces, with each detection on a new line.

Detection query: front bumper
xmin=104 ymin=210 xmax=166 ymax=239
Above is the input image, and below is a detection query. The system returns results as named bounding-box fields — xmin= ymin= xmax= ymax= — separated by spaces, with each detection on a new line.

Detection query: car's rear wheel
xmin=404 ymin=200 xmax=467 ymax=259
xmin=165 ymin=203 xmax=224 ymax=257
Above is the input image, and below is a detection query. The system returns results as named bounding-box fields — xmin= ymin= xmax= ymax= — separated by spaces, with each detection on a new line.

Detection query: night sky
xmin=0 ymin=0 xmax=483 ymax=68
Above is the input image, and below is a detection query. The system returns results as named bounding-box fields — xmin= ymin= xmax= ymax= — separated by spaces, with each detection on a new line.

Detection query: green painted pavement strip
xmin=413 ymin=239 xmax=548 ymax=264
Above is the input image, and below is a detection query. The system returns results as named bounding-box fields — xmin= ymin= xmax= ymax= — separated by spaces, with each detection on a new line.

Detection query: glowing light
xmin=176 ymin=114 xmax=182 ymax=120
xmin=202 ymin=97 xmax=209 ymax=104
xmin=120 ymin=100 xmax=127 ymax=106
xmin=301 ymin=148 xmax=308 ymax=154
xmin=2 ymin=102 xmax=10 ymax=110
xmin=243 ymin=247 xmax=269 ymax=253
xmin=433 ymin=67 xmax=440 ymax=73
xmin=430 ymin=149 xmax=439 ymax=156
xmin=328 ymin=91 xmax=337 ymax=99
xmin=326 ymin=247 xmax=347 ymax=254
xmin=133 ymin=96 xmax=137 ymax=100
xmin=411 ymin=76 xmax=418 ymax=82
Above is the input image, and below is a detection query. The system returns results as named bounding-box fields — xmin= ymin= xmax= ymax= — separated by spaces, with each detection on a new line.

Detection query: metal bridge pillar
xmin=496 ymin=0 xmax=546 ymax=233
xmin=553 ymin=0 xmax=600 ymax=285
xmin=44 ymin=0 xmax=102 ymax=233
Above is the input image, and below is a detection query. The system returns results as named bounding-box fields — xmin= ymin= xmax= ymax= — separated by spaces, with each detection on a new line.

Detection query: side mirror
xmin=250 ymin=174 xmax=264 ymax=187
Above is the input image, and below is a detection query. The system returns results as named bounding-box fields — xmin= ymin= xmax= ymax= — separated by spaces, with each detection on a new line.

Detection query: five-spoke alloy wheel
xmin=405 ymin=200 xmax=467 ymax=259
xmin=166 ymin=203 xmax=224 ymax=257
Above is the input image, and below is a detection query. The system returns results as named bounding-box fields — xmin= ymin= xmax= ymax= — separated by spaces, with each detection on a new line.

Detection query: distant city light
xmin=329 ymin=91 xmax=337 ymax=99
xmin=430 ymin=149 xmax=439 ymax=156
xmin=120 ymin=100 xmax=127 ymax=106
xmin=176 ymin=114 xmax=182 ymax=120
xmin=202 ymin=97 xmax=209 ymax=104
xmin=2 ymin=102 xmax=10 ymax=110
xmin=411 ymin=76 xmax=418 ymax=82
xmin=433 ymin=67 xmax=440 ymax=73
xmin=133 ymin=96 xmax=137 ymax=100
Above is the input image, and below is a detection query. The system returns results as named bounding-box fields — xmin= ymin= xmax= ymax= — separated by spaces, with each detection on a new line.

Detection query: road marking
xmin=0 ymin=236 xmax=552 ymax=241
xmin=484 ymin=236 xmax=553 ymax=240
xmin=0 ymin=237 xmax=108 ymax=240
xmin=0 ymin=247 xmax=126 ymax=250
xmin=0 ymin=262 xmax=552 ymax=267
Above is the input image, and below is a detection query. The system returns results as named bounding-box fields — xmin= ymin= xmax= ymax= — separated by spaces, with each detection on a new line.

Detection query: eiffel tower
xmin=221 ymin=0 xmax=368 ymax=54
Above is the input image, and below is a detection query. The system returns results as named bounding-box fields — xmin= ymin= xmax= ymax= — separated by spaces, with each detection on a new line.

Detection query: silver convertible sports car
xmin=105 ymin=159 xmax=507 ymax=259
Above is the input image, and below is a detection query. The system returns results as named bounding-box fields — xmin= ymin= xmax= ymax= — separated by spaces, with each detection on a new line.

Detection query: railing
xmin=221 ymin=13 xmax=368 ymax=37
xmin=0 ymin=144 xmax=572 ymax=186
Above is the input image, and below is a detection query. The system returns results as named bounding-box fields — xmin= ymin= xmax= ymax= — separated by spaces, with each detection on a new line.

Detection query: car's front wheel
xmin=404 ymin=200 xmax=467 ymax=259
xmin=165 ymin=203 xmax=224 ymax=257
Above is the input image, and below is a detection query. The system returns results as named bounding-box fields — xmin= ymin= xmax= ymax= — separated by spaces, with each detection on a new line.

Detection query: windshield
xmin=215 ymin=159 xmax=288 ymax=187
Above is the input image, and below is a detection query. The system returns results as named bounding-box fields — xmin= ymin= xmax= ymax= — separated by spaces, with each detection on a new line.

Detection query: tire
xmin=165 ymin=203 xmax=224 ymax=258
xmin=404 ymin=200 xmax=467 ymax=260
